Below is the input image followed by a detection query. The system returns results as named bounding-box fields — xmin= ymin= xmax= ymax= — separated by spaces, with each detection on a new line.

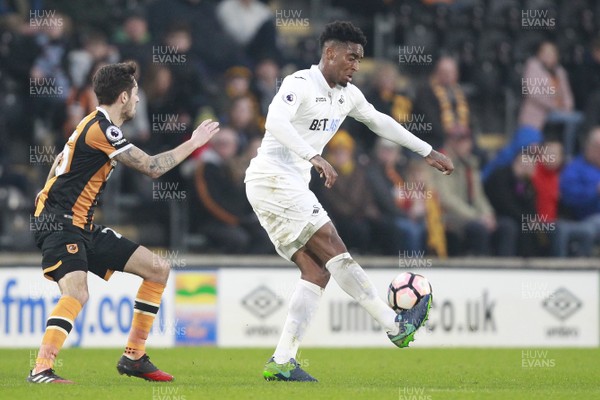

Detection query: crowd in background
xmin=1 ymin=0 xmax=600 ymax=257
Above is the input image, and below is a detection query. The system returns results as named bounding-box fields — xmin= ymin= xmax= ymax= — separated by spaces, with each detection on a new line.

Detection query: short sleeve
xmin=86 ymin=122 xmax=133 ymax=158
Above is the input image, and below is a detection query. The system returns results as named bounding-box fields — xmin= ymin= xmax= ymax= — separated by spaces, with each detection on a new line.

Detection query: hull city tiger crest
xmin=66 ymin=243 xmax=78 ymax=254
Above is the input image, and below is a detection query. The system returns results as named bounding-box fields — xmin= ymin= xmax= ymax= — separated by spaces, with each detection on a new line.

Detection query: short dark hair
xmin=319 ymin=21 xmax=367 ymax=50
xmin=93 ymin=62 xmax=137 ymax=105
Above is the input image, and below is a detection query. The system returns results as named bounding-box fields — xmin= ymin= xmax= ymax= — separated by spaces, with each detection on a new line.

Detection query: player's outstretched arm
xmin=424 ymin=149 xmax=454 ymax=175
xmin=115 ymin=119 xmax=219 ymax=179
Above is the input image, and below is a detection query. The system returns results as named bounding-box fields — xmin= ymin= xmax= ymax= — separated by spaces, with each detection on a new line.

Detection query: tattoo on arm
xmin=114 ymin=145 xmax=180 ymax=178
xmin=114 ymin=146 xmax=154 ymax=176
xmin=149 ymin=153 xmax=177 ymax=175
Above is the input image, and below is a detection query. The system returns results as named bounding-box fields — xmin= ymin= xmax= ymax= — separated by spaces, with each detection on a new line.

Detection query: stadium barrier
xmin=0 ymin=255 xmax=598 ymax=348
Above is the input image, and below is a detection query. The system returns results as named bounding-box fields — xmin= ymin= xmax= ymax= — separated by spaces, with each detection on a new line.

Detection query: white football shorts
xmin=245 ymin=175 xmax=330 ymax=261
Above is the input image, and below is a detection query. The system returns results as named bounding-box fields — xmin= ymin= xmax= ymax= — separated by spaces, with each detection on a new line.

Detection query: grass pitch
xmin=1 ymin=347 xmax=598 ymax=400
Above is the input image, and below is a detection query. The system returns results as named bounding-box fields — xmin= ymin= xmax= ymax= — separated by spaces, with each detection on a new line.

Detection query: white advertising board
xmin=218 ymin=268 xmax=599 ymax=347
xmin=0 ymin=268 xmax=175 ymax=347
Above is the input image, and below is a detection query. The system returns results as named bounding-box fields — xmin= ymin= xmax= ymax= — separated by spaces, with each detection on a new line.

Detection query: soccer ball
xmin=387 ymin=272 xmax=432 ymax=312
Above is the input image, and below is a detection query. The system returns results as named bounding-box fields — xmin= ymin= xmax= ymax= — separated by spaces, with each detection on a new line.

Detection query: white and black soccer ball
xmin=387 ymin=272 xmax=432 ymax=313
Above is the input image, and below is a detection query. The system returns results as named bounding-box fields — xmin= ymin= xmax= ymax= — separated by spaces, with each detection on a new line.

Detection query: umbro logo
xmin=315 ymin=97 xmax=327 ymax=102
xmin=338 ymin=95 xmax=345 ymax=104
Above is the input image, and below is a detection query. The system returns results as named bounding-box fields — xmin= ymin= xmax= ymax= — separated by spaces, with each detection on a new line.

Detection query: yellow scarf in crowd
xmin=430 ymin=78 xmax=469 ymax=133
xmin=385 ymin=166 xmax=447 ymax=258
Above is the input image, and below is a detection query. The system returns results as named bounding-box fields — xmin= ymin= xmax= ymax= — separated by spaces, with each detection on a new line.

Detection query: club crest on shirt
xmin=66 ymin=243 xmax=78 ymax=254
xmin=282 ymin=92 xmax=297 ymax=105
xmin=106 ymin=125 xmax=123 ymax=142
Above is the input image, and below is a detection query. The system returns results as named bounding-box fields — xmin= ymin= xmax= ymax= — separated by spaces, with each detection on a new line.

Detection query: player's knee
xmin=151 ymin=258 xmax=171 ymax=284
xmin=319 ymin=269 xmax=331 ymax=287
xmin=67 ymin=289 xmax=89 ymax=306
xmin=304 ymin=268 xmax=330 ymax=288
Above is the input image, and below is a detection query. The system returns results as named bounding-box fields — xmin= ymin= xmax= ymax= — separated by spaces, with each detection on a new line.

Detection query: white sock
xmin=326 ymin=252 xmax=398 ymax=334
xmin=273 ymin=279 xmax=323 ymax=364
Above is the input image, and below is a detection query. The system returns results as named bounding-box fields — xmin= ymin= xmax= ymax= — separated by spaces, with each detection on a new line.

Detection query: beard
xmin=121 ymin=106 xmax=136 ymax=122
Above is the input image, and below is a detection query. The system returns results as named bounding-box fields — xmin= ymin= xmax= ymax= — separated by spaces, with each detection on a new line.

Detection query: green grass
xmin=2 ymin=348 xmax=598 ymax=400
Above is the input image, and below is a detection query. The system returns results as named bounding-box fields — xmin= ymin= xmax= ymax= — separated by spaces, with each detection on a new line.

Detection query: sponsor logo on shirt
xmin=308 ymin=118 xmax=341 ymax=132
xmin=315 ymin=97 xmax=327 ymax=102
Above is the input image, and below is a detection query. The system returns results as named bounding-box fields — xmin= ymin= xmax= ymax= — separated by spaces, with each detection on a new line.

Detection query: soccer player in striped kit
xmin=28 ymin=62 xmax=219 ymax=383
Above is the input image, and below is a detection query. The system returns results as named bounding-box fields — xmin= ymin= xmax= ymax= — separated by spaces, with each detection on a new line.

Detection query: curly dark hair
xmin=319 ymin=21 xmax=367 ymax=49
xmin=93 ymin=61 xmax=137 ymax=105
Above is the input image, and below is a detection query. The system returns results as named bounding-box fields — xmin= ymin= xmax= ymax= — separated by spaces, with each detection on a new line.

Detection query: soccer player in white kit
xmin=245 ymin=21 xmax=454 ymax=382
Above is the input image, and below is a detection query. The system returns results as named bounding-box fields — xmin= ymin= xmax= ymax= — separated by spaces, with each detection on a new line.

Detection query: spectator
xmin=518 ymin=41 xmax=581 ymax=158
xmin=482 ymin=125 xmax=542 ymax=182
xmin=251 ymin=58 xmax=280 ymax=116
xmin=404 ymin=159 xmax=448 ymax=258
xmin=413 ymin=56 xmax=471 ymax=150
xmin=431 ymin=131 xmax=517 ymax=256
xmin=62 ymin=61 xmax=104 ymax=138
xmin=113 ymin=9 xmax=153 ymax=66
xmin=161 ymin=23 xmax=211 ymax=117
xmin=68 ymin=30 xmax=119 ymax=91
xmin=30 ymin=12 xmax=73 ymax=136
xmin=560 ymin=127 xmax=600 ymax=248
xmin=532 ymin=141 xmax=595 ymax=257
xmin=484 ymin=152 xmax=540 ymax=257
xmin=216 ymin=0 xmax=278 ymax=64
xmin=360 ymin=62 xmax=413 ymax=152
xmin=217 ymin=66 xmax=254 ymax=117
xmin=571 ymin=37 xmax=600 ymax=111
xmin=366 ymin=138 xmax=427 ymax=254
xmin=226 ymin=94 xmax=263 ymax=151
xmin=193 ymin=127 xmax=271 ymax=254
xmin=318 ymin=130 xmax=381 ymax=254
xmin=142 ymin=64 xmax=182 ymax=153
xmin=146 ymin=0 xmax=243 ymax=73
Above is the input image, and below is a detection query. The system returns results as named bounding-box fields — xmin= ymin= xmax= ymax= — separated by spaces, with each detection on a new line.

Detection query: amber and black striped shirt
xmin=35 ymin=107 xmax=132 ymax=230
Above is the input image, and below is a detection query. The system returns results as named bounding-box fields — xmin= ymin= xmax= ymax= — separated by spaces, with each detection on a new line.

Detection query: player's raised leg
xmin=28 ymin=270 xmax=88 ymax=384
xmin=263 ymin=249 xmax=327 ymax=382
xmin=116 ymin=246 xmax=173 ymax=382
xmin=306 ymin=222 xmax=432 ymax=348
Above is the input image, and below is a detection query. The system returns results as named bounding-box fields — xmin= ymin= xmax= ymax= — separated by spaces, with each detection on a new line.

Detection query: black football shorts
xmin=33 ymin=214 xmax=140 ymax=282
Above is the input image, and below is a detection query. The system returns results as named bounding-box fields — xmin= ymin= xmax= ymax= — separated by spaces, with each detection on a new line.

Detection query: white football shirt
xmin=245 ymin=65 xmax=432 ymax=183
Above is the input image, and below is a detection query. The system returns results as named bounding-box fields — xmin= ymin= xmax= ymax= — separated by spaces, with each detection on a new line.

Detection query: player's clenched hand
xmin=424 ymin=149 xmax=454 ymax=175
xmin=310 ymin=155 xmax=338 ymax=188
xmin=190 ymin=119 xmax=220 ymax=149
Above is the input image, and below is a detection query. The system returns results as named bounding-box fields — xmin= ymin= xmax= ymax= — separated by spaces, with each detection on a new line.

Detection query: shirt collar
xmin=96 ymin=106 xmax=113 ymax=124
xmin=310 ymin=64 xmax=340 ymax=92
